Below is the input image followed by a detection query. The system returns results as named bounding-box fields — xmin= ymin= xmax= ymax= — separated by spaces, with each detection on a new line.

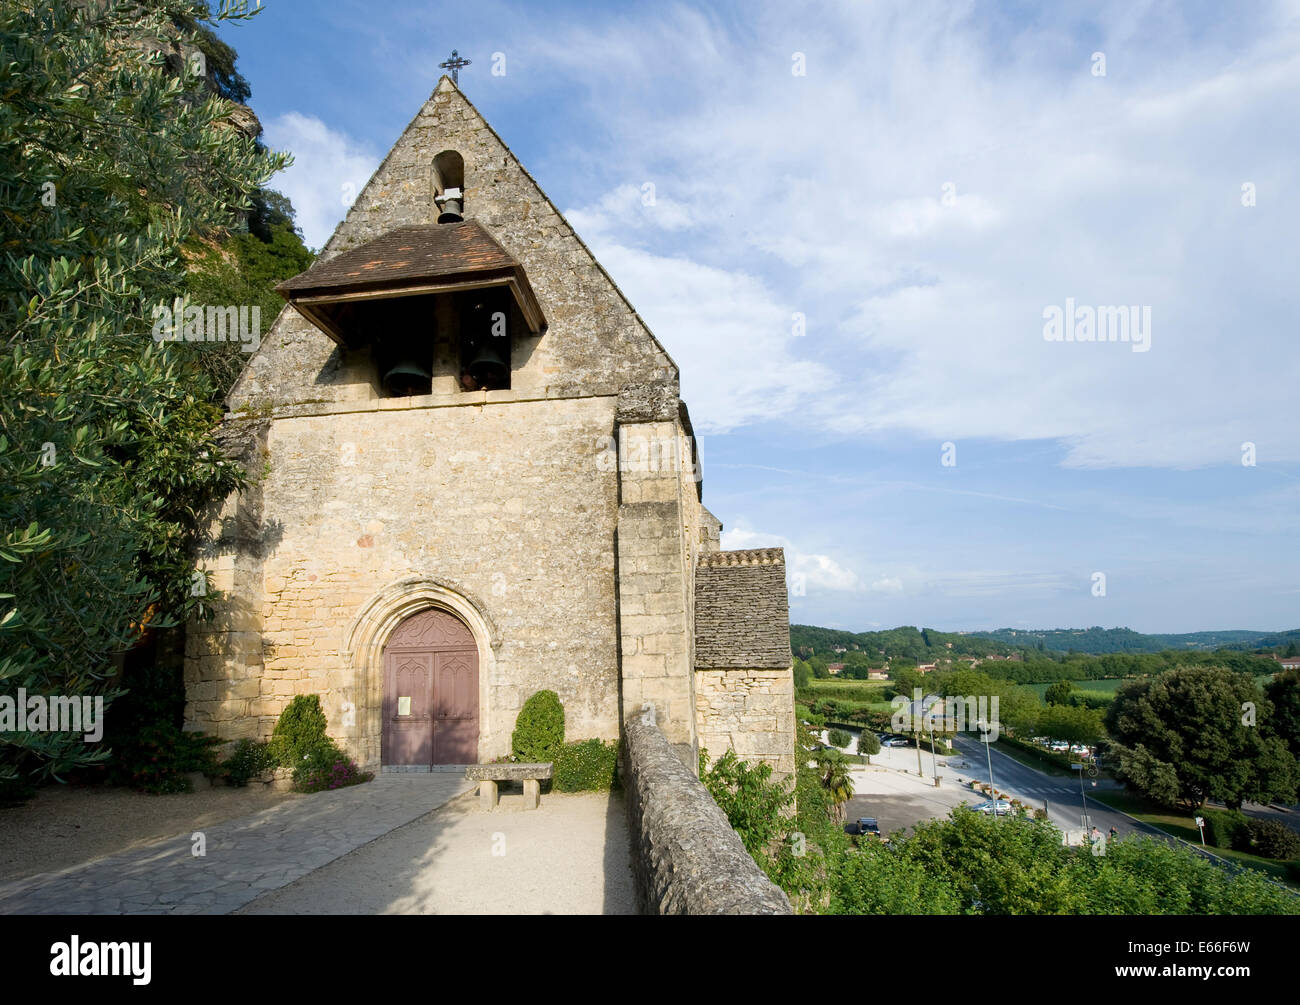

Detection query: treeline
xmin=972 ymin=625 xmax=1300 ymax=655
xmin=794 ymin=623 xmax=1300 ymax=660
xmin=791 ymin=624 xmax=1019 ymax=662
xmin=795 ymin=643 xmax=1279 ymax=689
xmin=977 ymin=648 xmax=1274 ymax=685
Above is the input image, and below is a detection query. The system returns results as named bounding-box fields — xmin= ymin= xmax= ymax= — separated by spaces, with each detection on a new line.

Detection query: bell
xmin=436 ymin=186 xmax=464 ymax=224
xmin=467 ymin=339 xmax=509 ymax=388
xmin=382 ymin=357 xmax=432 ymax=397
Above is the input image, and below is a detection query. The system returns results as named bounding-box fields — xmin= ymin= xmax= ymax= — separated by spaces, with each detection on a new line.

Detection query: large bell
xmin=382 ymin=357 xmax=432 ymax=397
xmin=467 ymin=339 xmax=509 ymax=389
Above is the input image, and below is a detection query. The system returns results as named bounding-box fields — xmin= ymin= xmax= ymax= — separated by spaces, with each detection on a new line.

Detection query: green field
xmin=1027 ymin=679 xmax=1129 ymax=702
xmin=799 ymin=679 xmax=892 ymax=703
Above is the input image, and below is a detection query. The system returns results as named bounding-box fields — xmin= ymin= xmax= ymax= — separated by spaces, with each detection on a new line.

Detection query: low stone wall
xmin=622 ymin=709 xmax=792 ymax=915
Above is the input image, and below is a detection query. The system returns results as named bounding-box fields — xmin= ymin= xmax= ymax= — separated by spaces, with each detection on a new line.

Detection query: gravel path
xmin=0 ymin=775 xmax=470 ymax=914
xmin=0 ymin=782 xmax=302 ymax=883
xmin=239 ymin=788 xmax=637 ymax=915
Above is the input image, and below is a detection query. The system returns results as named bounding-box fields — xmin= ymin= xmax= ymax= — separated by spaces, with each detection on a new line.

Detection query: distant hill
xmin=791 ymin=623 xmax=1300 ymax=658
xmin=971 ymin=626 xmax=1300 ymax=655
xmin=790 ymin=624 xmax=1019 ymax=661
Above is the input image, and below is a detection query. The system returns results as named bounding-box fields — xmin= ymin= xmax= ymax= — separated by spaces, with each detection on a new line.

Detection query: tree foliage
xmin=699 ymin=746 xmax=794 ymax=865
xmin=1106 ymin=666 xmax=1297 ymax=810
xmin=0 ymin=0 xmax=287 ymax=785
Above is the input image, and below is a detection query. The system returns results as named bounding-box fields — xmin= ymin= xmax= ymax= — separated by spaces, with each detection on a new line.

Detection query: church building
xmin=184 ymin=76 xmax=795 ymax=782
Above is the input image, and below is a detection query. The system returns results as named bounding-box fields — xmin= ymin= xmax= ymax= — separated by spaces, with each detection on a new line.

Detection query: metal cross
xmin=439 ymin=50 xmax=471 ymax=85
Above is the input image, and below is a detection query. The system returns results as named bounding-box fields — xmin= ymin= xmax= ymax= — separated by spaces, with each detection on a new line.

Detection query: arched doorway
xmin=381 ymin=607 xmax=479 ymax=767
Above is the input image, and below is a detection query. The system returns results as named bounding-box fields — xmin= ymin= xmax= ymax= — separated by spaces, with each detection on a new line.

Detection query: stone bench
xmin=465 ymin=763 xmax=554 ymax=810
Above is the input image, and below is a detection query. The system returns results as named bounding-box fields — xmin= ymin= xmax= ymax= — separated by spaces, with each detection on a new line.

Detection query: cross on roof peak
xmin=440 ymin=50 xmax=471 ymax=85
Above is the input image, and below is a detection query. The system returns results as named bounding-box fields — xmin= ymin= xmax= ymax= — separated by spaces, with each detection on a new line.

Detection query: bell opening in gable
xmin=276 ymin=218 xmax=547 ymax=399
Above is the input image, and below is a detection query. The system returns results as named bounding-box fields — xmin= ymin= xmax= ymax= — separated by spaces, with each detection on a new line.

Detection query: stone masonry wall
xmin=696 ymin=667 xmax=796 ymax=786
xmin=185 ymin=395 xmax=622 ymax=766
xmin=622 ymin=709 xmax=792 ymax=915
xmin=616 ymin=420 xmax=696 ymax=752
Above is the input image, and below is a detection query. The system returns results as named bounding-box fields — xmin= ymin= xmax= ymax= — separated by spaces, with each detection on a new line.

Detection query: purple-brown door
xmin=381 ymin=608 xmax=479 ymax=766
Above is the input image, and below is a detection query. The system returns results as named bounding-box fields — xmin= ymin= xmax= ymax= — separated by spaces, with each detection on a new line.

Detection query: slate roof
xmin=694 ymin=549 xmax=792 ymax=669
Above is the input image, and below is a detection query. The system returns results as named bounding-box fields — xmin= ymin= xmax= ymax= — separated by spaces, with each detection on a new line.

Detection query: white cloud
xmin=262 ymin=112 xmax=382 ymax=251
xmin=576 ymin=242 xmax=835 ymax=431
xmin=543 ymin=0 xmax=1300 ymax=468
xmin=721 ymin=528 xmax=862 ymax=592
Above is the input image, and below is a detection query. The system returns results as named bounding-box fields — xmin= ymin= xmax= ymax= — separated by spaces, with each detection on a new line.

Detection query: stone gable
xmin=230 ymin=77 xmax=676 ymax=413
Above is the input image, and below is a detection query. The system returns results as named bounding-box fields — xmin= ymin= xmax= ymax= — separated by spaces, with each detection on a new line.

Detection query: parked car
xmin=973 ymin=799 xmax=1014 ymax=816
xmin=1049 ymin=740 xmax=1070 ymax=752
xmin=1070 ymin=744 xmax=1092 ymax=756
xmin=857 ymin=817 xmax=882 ymax=838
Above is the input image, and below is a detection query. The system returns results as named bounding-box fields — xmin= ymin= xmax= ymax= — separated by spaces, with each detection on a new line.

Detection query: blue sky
xmin=218 ymin=0 xmax=1300 ymax=634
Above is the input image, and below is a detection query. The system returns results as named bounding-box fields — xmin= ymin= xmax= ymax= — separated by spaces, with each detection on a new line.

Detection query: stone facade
xmin=693 ymin=549 xmax=796 ymax=783
xmin=696 ymin=669 xmax=796 ymax=782
xmin=184 ymin=76 xmax=793 ymax=781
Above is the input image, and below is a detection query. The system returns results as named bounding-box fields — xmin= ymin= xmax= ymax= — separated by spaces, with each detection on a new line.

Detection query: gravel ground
xmin=238 ymin=787 xmax=637 ymax=915
xmin=0 ymin=782 xmax=301 ymax=883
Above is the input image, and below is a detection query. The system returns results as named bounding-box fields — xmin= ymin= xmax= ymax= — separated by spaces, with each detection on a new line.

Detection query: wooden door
xmin=381 ymin=608 xmax=479 ymax=766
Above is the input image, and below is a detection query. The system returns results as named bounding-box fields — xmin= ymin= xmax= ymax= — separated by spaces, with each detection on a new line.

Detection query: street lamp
xmin=1072 ymin=762 xmax=1091 ymax=840
xmin=928 ymin=714 xmax=939 ymax=780
xmin=978 ymin=719 xmax=997 ymax=814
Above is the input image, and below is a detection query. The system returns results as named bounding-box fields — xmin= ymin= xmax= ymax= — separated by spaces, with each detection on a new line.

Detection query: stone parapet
xmin=622 ymin=709 xmax=791 ymax=915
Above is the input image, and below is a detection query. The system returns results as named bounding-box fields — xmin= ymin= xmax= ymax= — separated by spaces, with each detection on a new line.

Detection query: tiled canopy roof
xmin=276 ymin=221 xmax=546 ymax=346
xmin=694 ymin=549 xmax=792 ymax=669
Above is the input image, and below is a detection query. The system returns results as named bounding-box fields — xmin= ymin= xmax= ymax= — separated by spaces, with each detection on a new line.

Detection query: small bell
xmin=436 ymin=187 xmax=464 ymax=224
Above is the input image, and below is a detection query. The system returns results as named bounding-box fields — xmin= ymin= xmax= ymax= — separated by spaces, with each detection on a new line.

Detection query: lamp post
xmin=979 ymin=719 xmax=997 ymax=813
xmin=1073 ymin=762 xmax=1091 ymax=839
xmin=927 ymin=704 xmax=940 ymax=780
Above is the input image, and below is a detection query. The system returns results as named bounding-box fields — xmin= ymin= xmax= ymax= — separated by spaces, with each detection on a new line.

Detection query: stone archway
xmin=381 ymin=607 xmax=479 ymax=767
xmin=343 ymin=577 xmax=499 ymax=770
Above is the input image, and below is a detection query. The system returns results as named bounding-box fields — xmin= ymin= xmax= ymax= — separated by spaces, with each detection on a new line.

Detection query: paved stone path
xmin=239 ymin=789 xmax=637 ymax=915
xmin=0 ymin=775 xmax=471 ymax=914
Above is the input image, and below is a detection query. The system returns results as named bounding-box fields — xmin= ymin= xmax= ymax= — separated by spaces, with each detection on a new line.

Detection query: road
xmin=946 ymin=733 xmax=1139 ymax=841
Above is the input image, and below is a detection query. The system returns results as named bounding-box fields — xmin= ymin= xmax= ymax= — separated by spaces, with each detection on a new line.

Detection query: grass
xmin=1026 ymin=678 xmax=1129 ymax=701
xmin=800 ymin=679 xmax=892 ymax=702
xmin=1091 ymin=789 xmax=1299 ymax=887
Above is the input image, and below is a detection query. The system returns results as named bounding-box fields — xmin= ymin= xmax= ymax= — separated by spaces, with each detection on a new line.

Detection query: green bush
xmin=553 ymin=739 xmax=618 ymax=792
xmin=699 ymin=747 xmax=794 ymax=866
xmin=857 ymin=731 xmax=881 ymax=756
xmin=109 ymin=723 xmax=221 ymax=794
xmin=827 ymin=728 xmax=852 ymax=748
xmin=511 ymin=690 xmax=565 ymax=763
xmin=1239 ymin=818 xmax=1300 ymax=860
xmin=222 ymin=739 xmax=277 ymax=787
xmin=290 ymin=741 xmax=374 ymax=793
xmin=1200 ymin=808 xmax=1250 ymax=850
xmin=270 ymin=695 xmax=330 ymax=768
